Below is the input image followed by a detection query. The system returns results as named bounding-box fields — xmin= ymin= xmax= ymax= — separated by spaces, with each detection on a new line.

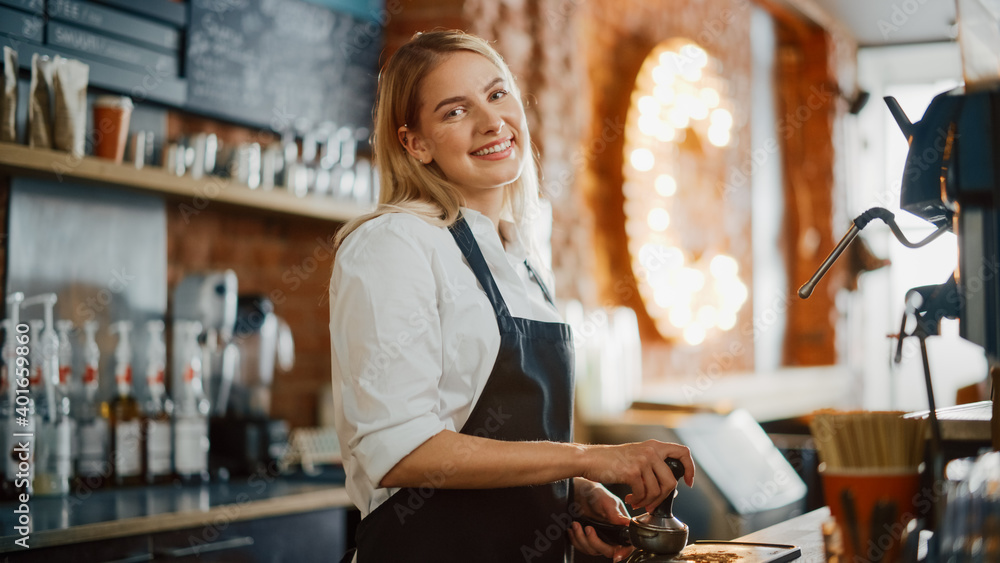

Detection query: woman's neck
xmin=462 ymin=191 xmax=504 ymax=236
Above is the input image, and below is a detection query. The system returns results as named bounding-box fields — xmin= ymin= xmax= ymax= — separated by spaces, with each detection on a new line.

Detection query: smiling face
xmin=399 ymin=51 xmax=527 ymax=212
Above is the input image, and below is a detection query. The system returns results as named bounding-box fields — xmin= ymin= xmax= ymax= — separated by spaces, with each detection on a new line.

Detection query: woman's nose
xmin=478 ymin=108 xmax=505 ymax=135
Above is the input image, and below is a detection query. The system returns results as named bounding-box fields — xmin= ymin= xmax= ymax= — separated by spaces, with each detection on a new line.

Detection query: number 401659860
xmin=13 ymin=323 xmax=30 ymax=418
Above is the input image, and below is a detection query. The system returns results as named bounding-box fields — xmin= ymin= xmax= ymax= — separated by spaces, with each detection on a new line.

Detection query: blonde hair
xmin=334 ymin=30 xmax=542 ymax=253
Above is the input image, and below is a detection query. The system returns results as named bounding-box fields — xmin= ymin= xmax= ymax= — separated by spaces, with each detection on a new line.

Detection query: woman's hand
xmin=580 ymin=440 xmax=695 ymax=515
xmin=569 ymin=478 xmax=634 ymax=562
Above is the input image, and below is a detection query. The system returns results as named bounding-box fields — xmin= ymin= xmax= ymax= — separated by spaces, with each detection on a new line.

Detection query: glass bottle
xmin=173 ymin=321 xmax=210 ymax=484
xmin=23 ymin=294 xmax=71 ymax=496
xmin=0 ymin=320 xmax=13 ymax=499
xmin=143 ymin=320 xmax=172 ymax=484
xmin=109 ymin=321 xmax=143 ymax=487
xmin=74 ymin=320 xmax=109 ymax=491
xmin=26 ymin=319 xmax=57 ymax=495
xmin=55 ymin=320 xmax=77 ymax=487
xmin=2 ymin=293 xmax=33 ymax=500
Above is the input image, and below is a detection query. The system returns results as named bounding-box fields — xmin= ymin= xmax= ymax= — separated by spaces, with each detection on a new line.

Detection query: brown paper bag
xmin=52 ymin=56 xmax=89 ymax=156
xmin=29 ymin=53 xmax=54 ymax=149
xmin=1 ymin=47 xmax=17 ymax=143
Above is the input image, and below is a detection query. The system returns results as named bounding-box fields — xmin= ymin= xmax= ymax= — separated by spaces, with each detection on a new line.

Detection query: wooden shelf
xmin=0 ymin=143 xmax=372 ymax=222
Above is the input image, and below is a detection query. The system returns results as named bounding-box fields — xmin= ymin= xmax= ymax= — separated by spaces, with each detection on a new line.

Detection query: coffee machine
xmin=172 ymin=270 xmax=240 ymax=416
xmin=208 ymin=294 xmax=293 ymax=478
xmin=798 ymin=84 xmax=1000 ymax=448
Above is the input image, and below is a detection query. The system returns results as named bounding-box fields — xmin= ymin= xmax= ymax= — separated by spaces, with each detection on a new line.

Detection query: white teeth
xmin=472 ymin=139 xmax=512 ymax=156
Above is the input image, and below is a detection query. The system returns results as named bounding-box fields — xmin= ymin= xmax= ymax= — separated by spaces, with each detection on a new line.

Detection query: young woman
xmin=329 ymin=30 xmax=695 ymax=563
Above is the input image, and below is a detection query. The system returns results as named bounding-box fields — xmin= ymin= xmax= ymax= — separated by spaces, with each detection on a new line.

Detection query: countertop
xmin=737 ymin=507 xmax=829 ymax=562
xmin=0 ymin=478 xmax=353 ymax=552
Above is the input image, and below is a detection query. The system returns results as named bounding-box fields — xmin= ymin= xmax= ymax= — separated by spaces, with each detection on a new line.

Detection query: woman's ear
xmin=398 ymin=126 xmax=432 ymax=165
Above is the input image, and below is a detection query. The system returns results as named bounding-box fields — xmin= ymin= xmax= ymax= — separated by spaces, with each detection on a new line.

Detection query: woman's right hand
xmin=580 ymin=440 xmax=696 ymax=514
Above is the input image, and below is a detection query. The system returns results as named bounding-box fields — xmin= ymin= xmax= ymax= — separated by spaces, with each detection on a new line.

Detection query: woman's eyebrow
xmin=432 ymin=77 xmax=505 ymax=113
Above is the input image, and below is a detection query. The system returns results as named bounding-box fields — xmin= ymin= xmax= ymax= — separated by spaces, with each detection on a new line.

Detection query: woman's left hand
xmin=569 ymin=478 xmax=635 ymax=562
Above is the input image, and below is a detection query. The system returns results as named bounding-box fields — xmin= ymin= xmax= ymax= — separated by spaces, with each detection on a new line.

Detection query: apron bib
xmin=351 ymin=217 xmax=575 ymax=563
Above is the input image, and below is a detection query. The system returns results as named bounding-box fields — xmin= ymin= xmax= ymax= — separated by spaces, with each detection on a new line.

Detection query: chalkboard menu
xmin=186 ymin=0 xmax=380 ymax=131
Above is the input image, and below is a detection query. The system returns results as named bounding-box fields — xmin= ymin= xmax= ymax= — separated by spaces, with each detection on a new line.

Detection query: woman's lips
xmin=470 ymin=138 xmax=514 ymax=160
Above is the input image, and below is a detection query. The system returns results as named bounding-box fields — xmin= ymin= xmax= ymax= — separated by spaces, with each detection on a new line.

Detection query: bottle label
xmin=78 ymin=418 xmax=109 ymax=477
xmin=148 ymin=369 xmax=165 ymax=386
xmin=83 ymin=365 xmax=97 ymax=385
xmin=115 ymin=419 xmax=142 ymax=477
xmin=174 ymin=417 xmax=208 ymax=474
xmin=146 ymin=419 xmax=172 ymax=476
xmin=116 ymin=365 xmax=132 ymax=387
xmin=59 ymin=365 xmax=71 ymax=386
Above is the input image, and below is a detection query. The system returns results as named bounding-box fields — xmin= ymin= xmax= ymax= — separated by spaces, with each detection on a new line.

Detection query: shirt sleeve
xmin=330 ymin=218 xmax=449 ymax=489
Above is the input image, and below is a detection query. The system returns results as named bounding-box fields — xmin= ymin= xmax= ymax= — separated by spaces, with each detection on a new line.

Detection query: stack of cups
xmin=92 ymin=95 xmax=133 ymax=163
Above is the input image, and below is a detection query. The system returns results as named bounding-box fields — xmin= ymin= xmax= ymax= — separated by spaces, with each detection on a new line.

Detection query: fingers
xmin=596 ymin=492 xmax=631 ymax=525
xmin=643 ymin=457 xmax=678 ymax=513
xmin=633 ymin=464 xmax=662 ymax=510
xmin=582 ymin=441 xmax=697 ymax=509
xmin=568 ymin=522 xmax=630 ymax=560
xmin=582 ymin=481 xmax=631 ymax=524
xmin=666 ymin=444 xmax=697 ymax=487
xmin=613 ymin=545 xmax=635 ymax=562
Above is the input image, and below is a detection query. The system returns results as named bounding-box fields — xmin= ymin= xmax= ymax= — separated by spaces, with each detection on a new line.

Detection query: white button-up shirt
xmin=329 ymin=208 xmax=561 ymax=516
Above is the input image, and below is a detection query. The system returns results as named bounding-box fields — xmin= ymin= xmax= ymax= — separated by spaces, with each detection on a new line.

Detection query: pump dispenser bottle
xmin=56 ymin=321 xmax=73 ymax=389
xmin=2 ymin=293 xmax=31 ymax=499
xmin=22 ymin=294 xmax=71 ymax=496
xmin=55 ymin=320 xmax=78 ymax=476
xmin=75 ymin=320 xmax=108 ymax=490
xmin=109 ymin=321 xmax=143 ymax=486
xmin=143 ymin=320 xmax=172 ymax=484
xmin=173 ymin=321 xmax=210 ymax=484
xmin=0 ymin=320 xmax=10 ymax=494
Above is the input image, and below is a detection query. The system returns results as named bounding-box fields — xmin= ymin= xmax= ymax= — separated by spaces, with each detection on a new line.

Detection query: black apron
xmin=350 ymin=217 xmax=575 ymax=563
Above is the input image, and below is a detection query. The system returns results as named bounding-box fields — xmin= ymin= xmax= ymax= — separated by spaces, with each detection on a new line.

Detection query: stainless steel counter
xmin=0 ymin=479 xmax=352 ymax=552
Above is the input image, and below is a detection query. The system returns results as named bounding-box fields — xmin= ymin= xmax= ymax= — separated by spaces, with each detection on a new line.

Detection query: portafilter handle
xmin=650 ymin=458 xmax=686 ymax=519
xmin=575 ymin=457 xmax=686 ymax=545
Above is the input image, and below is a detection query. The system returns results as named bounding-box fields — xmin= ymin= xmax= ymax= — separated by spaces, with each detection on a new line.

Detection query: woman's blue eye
xmin=490 ymin=90 xmax=508 ymax=101
xmin=446 ymin=108 xmax=465 ymax=118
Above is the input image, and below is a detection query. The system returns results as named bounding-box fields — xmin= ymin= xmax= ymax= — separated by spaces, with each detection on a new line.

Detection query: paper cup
xmin=93 ymin=95 xmax=133 ymax=163
xmin=820 ymin=465 xmax=924 ymax=563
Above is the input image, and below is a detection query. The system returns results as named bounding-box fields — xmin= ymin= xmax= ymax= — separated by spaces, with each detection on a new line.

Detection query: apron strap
xmin=448 ymin=217 xmax=512 ymax=322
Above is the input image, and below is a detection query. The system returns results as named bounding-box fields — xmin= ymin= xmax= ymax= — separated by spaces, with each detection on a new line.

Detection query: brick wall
xmin=165 ymin=197 xmax=339 ymax=429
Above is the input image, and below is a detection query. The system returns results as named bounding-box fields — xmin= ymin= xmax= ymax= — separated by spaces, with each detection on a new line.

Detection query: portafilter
xmin=577 ymin=458 xmax=688 ymax=556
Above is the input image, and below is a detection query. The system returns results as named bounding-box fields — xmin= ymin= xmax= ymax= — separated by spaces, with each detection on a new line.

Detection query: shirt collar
xmin=459 ymin=207 xmax=527 ymax=263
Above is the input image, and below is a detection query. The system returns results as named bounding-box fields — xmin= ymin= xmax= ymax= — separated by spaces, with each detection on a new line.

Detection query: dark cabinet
xmin=1 ymin=508 xmax=347 ymax=563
